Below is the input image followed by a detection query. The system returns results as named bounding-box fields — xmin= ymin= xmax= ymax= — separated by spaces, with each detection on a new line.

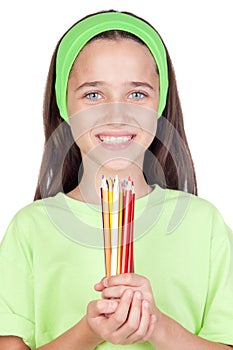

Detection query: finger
xmin=144 ymin=314 xmax=157 ymax=341
xmin=108 ymin=289 xmax=134 ymax=329
xmin=115 ymin=291 xmax=142 ymax=341
xmin=103 ymin=273 xmax=143 ymax=288
xmin=126 ymin=299 xmax=151 ymax=343
xmin=87 ymin=299 xmax=118 ymax=318
xmin=102 ymin=285 xmax=130 ymax=299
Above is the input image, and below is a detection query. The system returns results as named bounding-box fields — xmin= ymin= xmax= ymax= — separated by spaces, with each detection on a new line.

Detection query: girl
xmin=0 ymin=10 xmax=233 ymax=350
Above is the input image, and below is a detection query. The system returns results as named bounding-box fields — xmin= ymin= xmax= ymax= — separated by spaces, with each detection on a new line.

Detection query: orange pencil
xmin=101 ymin=176 xmax=111 ymax=277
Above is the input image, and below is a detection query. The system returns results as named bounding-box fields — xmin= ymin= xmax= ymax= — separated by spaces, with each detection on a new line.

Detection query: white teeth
xmin=99 ymin=136 xmax=132 ymax=144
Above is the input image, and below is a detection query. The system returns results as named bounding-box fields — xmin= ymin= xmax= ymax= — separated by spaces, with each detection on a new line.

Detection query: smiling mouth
xmin=97 ymin=135 xmax=135 ymax=145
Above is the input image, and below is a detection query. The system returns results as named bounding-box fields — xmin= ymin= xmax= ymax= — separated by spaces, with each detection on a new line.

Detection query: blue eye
xmin=129 ymin=91 xmax=146 ymax=100
xmin=85 ymin=92 xmax=102 ymax=100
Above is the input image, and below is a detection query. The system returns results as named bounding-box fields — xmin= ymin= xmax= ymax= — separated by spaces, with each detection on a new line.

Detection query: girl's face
xmin=67 ymin=38 xmax=159 ymax=169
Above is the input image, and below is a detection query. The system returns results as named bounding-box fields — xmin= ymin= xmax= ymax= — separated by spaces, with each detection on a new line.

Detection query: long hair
xmin=34 ymin=10 xmax=197 ymax=200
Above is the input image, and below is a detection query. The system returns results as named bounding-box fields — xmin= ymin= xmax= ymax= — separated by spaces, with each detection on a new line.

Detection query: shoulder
xmin=11 ymin=195 xmax=57 ymax=223
xmin=165 ymin=186 xmax=222 ymax=216
xmin=2 ymin=194 xmax=61 ymax=242
xmin=161 ymin=186 xmax=232 ymax=237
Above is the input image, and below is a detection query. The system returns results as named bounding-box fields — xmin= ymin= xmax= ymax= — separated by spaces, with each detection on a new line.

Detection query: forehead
xmin=70 ymin=38 xmax=157 ymax=74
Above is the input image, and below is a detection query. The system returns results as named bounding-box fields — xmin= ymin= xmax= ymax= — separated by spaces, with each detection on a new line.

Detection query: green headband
xmin=55 ymin=12 xmax=169 ymax=122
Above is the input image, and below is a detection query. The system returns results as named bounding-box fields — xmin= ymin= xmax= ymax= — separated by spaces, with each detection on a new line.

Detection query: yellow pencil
xmin=108 ymin=178 xmax=113 ymax=231
xmin=108 ymin=178 xmax=115 ymax=275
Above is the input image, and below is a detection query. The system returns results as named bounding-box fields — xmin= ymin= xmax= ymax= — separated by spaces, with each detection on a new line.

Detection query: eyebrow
xmin=76 ymin=80 xmax=156 ymax=91
xmin=128 ymin=81 xmax=155 ymax=90
xmin=76 ymin=81 xmax=105 ymax=91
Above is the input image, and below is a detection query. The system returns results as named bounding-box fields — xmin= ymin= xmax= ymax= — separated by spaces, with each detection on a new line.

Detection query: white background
xmin=0 ymin=0 xmax=232 ymax=240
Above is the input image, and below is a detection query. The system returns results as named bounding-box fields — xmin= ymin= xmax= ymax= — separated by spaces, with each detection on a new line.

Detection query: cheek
xmin=70 ymin=121 xmax=89 ymax=144
xmin=67 ymin=75 xmax=85 ymax=117
xmin=151 ymin=92 xmax=159 ymax=112
xmin=71 ymin=133 xmax=93 ymax=157
xmin=137 ymin=116 xmax=157 ymax=150
xmin=141 ymin=115 xmax=157 ymax=140
xmin=67 ymin=90 xmax=79 ymax=117
xmin=140 ymin=131 xmax=155 ymax=149
xmin=75 ymin=134 xmax=87 ymax=150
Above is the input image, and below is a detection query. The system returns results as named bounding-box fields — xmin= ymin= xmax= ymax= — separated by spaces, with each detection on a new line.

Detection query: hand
xmin=86 ymin=289 xmax=156 ymax=345
xmin=94 ymin=274 xmax=233 ymax=350
xmin=95 ymin=273 xmax=159 ymax=315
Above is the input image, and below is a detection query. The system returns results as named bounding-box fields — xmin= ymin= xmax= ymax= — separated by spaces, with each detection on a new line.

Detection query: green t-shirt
xmin=0 ymin=185 xmax=233 ymax=349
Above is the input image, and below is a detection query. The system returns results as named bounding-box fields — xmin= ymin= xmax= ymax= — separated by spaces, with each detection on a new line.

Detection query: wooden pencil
xmin=128 ymin=184 xmax=135 ymax=273
xmin=117 ymin=181 xmax=123 ymax=274
xmin=111 ymin=175 xmax=119 ymax=275
xmin=121 ymin=180 xmax=132 ymax=273
xmin=101 ymin=176 xmax=111 ymax=277
xmin=101 ymin=176 xmax=135 ymax=276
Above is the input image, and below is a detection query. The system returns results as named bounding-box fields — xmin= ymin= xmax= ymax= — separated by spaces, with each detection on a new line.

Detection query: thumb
xmin=94 ymin=282 xmax=104 ymax=291
xmin=94 ymin=276 xmax=108 ymax=291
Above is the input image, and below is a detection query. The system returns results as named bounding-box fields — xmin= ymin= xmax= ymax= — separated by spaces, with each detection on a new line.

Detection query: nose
xmin=101 ymin=102 xmax=134 ymax=126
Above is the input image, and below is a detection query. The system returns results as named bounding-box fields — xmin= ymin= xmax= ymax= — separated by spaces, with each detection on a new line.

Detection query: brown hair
xmin=34 ymin=10 xmax=197 ymax=200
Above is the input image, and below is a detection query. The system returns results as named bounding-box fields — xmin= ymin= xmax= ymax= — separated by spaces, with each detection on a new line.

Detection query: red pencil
xmin=128 ymin=185 xmax=135 ymax=273
xmin=121 ymin=181 xmax=132 ymax=273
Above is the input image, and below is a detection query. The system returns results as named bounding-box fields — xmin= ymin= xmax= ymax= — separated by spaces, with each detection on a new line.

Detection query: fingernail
xmin=143 ymin=301 xmax=149 ymax=308
xmin=151 ymin=314 xmax=157 ymax=324
xmin=103 ymin=278 xmax=108 ymax=287
xmin=135 ymin=291 xmax=142 ymax=300
xmin=127 ymin=289 xmax=133 ymax=297
xmin=110 ymin=300 xmax=118 ymax=310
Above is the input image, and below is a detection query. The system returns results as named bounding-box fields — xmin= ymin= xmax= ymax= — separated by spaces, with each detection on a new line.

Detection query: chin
xmin=104 ymin=158 xmax=134 ymax=171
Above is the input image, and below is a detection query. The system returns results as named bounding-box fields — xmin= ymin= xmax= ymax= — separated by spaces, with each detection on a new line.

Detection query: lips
xmin=98 ymin=135 xmax=134 ymax=144
xmin=95 ymin=132 xmax=136 ymax=149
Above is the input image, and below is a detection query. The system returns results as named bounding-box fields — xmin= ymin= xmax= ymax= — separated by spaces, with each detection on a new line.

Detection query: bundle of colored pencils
xmin=100 ymin=175 xmax=135 ymax=276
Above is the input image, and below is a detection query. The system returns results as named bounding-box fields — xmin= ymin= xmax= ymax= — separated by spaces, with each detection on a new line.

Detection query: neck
xmin=67 ymin=155 xmax=152 ymax=204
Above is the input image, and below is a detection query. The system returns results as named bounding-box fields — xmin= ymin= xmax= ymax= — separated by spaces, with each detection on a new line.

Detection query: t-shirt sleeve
xmin=198 ymin=207 xmax=233 ymax=346
xmin=0 ymin=212 xmax=35 ymax=349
